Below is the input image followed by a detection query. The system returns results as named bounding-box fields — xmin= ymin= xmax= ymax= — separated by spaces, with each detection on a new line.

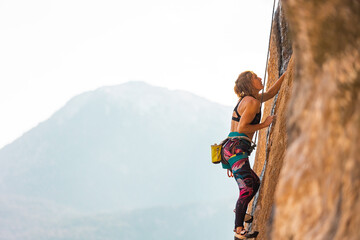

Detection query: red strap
xmin=227 ymin=169 xmax=233 ymax=178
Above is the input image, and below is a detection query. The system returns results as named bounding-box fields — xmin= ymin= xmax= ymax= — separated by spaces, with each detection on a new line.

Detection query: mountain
xmin=0 ymin=81 xmax=234 ymax=213
xmin=0 ymin=194 xmax=236 ymax=240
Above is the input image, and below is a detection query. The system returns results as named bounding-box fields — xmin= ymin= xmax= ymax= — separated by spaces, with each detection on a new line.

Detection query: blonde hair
xmin=234 ymin=71 xmax=256 ymax=99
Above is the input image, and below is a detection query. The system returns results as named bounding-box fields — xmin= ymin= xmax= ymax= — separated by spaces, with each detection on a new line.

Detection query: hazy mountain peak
xmin=0 ymin=80 xmax=232 ymax=214
xmin=52 ymin=81 xmax=228 ymax=124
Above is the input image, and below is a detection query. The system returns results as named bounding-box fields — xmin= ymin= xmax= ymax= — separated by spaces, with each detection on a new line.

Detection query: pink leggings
xmin=232 ymin=158 xmax=260 ymax=229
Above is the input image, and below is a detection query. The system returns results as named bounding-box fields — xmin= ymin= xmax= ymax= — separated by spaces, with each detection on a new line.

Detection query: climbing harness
xmin=211 ymin=134 xmax=255 ymax=165
xmin=228 ymin=136 xmax=256 ymax=155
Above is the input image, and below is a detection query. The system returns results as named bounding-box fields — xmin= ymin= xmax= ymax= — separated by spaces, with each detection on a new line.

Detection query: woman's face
xmin=252 ymin=74 xmax=264 ymax=91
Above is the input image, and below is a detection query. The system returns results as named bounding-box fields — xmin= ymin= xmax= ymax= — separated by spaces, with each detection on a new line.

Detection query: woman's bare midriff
xmin=230 ymin=120 xmax=255 ymax=140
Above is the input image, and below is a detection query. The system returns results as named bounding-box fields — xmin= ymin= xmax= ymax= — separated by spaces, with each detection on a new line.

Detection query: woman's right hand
xmin=263 ymin=115 xmax=276 ymax=127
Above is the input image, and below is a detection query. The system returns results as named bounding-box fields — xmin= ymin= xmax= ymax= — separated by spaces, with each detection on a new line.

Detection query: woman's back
xmin=230 ymin=96 xmax=261 ymax=139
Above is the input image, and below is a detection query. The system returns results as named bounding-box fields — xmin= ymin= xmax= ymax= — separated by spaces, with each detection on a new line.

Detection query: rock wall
xmin=246 ymin=2 xmax=294 ymax=239
xmin=272 ymin=0 xmax=360 ymax=239
xmin=247 ymin=0 xmax=360 ymax=239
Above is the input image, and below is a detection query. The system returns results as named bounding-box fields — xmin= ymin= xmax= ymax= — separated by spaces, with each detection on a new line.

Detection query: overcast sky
xmin=0 ymin=0 xmax=277 ymax=149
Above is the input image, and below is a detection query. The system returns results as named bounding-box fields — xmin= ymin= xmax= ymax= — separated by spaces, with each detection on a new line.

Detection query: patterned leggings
xmin=232 ymin=157 xmax=260 ymax=229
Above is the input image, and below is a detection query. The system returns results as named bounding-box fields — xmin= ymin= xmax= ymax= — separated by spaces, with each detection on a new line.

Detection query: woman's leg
xmin=232 ymin=159 xmax=260 ymax=233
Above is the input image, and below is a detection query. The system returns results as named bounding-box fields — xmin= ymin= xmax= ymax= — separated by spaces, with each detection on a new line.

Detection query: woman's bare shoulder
xmin=237 ymin=96 xmax=260 ymax=116
xmin=243 ymin=96 xmax=261 ymax=107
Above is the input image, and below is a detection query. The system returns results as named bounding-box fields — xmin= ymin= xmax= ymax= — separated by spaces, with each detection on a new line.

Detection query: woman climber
xmin=222 ymin=70 xmax=286 ymax=239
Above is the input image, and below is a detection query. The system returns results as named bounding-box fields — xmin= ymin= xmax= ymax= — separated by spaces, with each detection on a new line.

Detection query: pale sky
xmin=0 ymin=0 xmax=277 ymax=149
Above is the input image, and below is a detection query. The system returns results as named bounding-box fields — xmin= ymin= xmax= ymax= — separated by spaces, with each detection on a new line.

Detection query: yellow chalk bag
xmin=211 ymin=144 xmax=222 ymax=164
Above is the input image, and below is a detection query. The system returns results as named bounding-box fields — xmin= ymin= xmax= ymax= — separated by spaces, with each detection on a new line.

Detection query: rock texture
xmin=247 ymin=0 xmax=360 ymax=240
xmin=247 ymin=2 xmax=294 ymax=239
xmin=272 ymin=0 xmax=360 ymax=239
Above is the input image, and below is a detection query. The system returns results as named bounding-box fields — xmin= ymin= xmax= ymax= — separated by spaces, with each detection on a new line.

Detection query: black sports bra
xmin=232 ymin=100 xmax=261 ymax=125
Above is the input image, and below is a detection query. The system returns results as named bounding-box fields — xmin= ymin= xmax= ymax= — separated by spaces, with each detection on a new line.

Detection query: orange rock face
xmin=247 ymin=2 xmax=294 ymax=239
xmin=248 ymin=0 xmax=360 ymax=239
xmin=272 ymin=0 xmax=360 ymax=239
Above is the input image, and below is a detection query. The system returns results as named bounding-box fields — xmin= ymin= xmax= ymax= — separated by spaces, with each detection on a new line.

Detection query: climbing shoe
xmin=234 ymin=230 xmax=259 ymax=239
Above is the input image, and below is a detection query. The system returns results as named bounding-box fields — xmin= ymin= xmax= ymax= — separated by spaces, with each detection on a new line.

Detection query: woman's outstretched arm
xmin=258 ymin=70 xmax=287 ymax=102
